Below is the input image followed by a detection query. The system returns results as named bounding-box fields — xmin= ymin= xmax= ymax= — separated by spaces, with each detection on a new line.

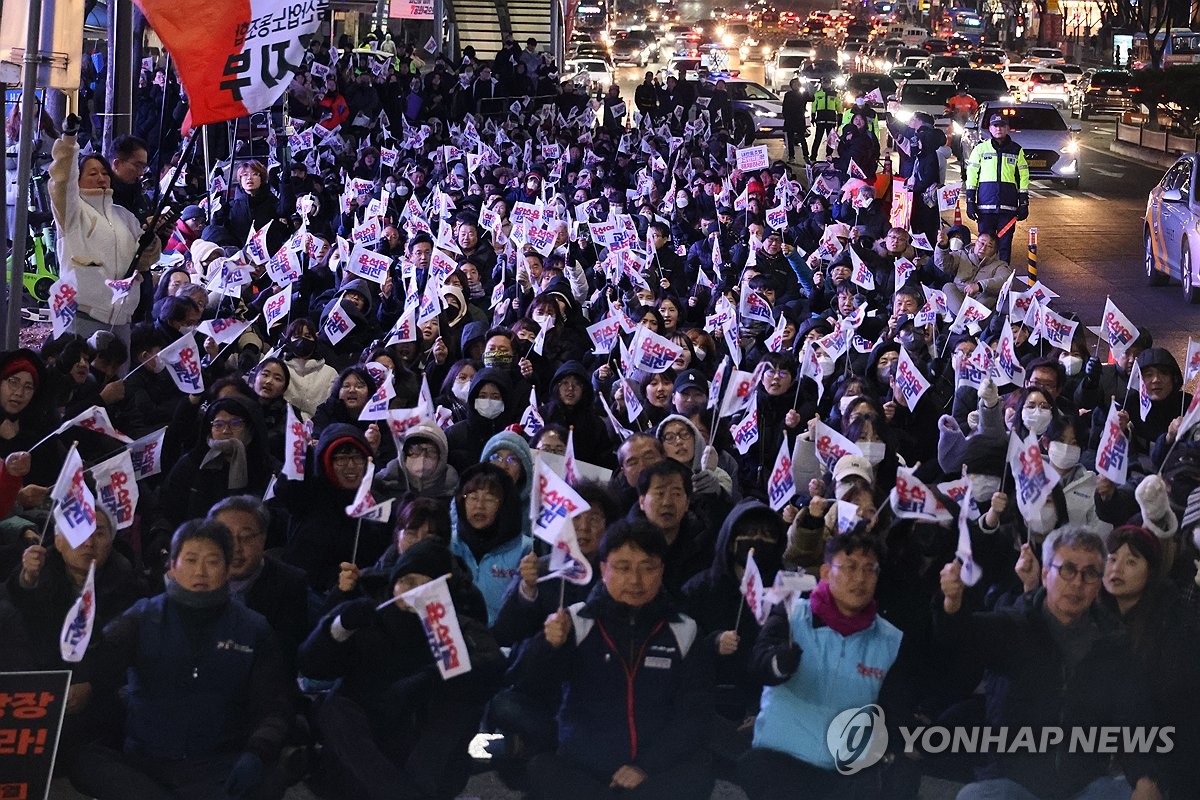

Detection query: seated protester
xmin=933 ymin=229 xmax=1012 ymax=314
xmin=791 ymin=196 xmax=832 ymax=255
xmin=493 ymin=481 xmax=617 ymax=647
xmin=636 ymin=369 xmax=678 ymax=429
xmin=113 ymin=323 xmax=180 ymax=438
xmin=72 ymin=520 xmax=293 ymax=800
xmin=298 ymin=539 xmax=504 ymax=800
xmin=444 ymin=367 xmax=518 ymax=472
xmin=481 ymin=431 xmax=535 ymax=541
xmin=517 ymin=520 xmax=716 ymax=800
xmin=609 ymin=433 xmax=665 ymax=514
xmin=1000 ymin=356 xmax=1079 ymax=423
xmin=39 ymin=333 xmax=107 ymax=420
xmin=326 ymin=497 xmax=455 ymax=613
xmin=1075 ymin=326 xmax=1151 ymax=421
xmin=541 ymin=360 xmax=613 ymax=465
xmin=249 ymin=358 xmax=294 ymax=464
xmin=8 ymin=507 xmax=146 ymax=768
xmin=314 ymin=279 xmax=378 ymax=371
xmin=1100 ymin=526 xmax=1200 ymax=798
xmin=278 ymin=319 xmax=339 ymax=420
xmin=450 ymin=462 xmax=530 ymax=624
xmin=209 ymin=496 xmax=310 ymax=674
xmin=274 ymin=423 xmax=391 ymax=592
xmin=488 ymin=482 xmax=619 ymax=757
xmin=938 ymin=526 xmax=1166 ymax=800
xmin=831 ymin=183 xmax=887 ymax=243
xmin=310 ymin=365 xmax=391 ymax=462
xmin=784 ymin=457 xmax=886 ymax=572
xmin=375 ymin=420 xmax=460 ymax=505
xmin=742 ymin=533 xmax=915 ymax=800
xmin=158 ymin=395 xmax=276 ymax=531
xmin=742 ymin=352 xmax=813 ymax=501
xmin=657 ymin=414 xmax=735 ymax=512
xmin=628 ymin=459 xmax=716 ymax=596
xmin=681 ymin=500 xmax=787 ymax=761
xmin=1128 ymin=347 xmax=1192 ymax=472
xmin=434 ymin=359 xmax=480 ymax=426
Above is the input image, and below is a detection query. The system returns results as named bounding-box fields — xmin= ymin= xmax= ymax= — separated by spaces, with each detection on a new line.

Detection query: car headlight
xmin=758 ymin=109 xmax=779 ymax=118
xmin=892 ymin=108 xmax=913 ymax=123
xmin=834 ymin=75 xmax=847 ymax=87
xmin=723 ymin=34 xmax=735 ymax=46
xmin=1064 ymin=139 xmax=1079 ymax=155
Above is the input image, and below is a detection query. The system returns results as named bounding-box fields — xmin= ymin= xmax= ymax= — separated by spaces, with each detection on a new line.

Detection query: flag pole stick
xmin=350 ymin=517 xmax=364 ymax=565
xmin=123 ymin=132 xmax=199 ymax=280
xmin=733 ymin=594 xmax=745 ymax=631
xmin=38 ymin=501 xmax=57 ymax=547
xmin=559 ymin=577 xmax=566 ymax=610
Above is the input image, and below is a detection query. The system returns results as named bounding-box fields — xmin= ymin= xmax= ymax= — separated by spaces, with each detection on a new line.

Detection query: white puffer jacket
xmin=48 ymin=134 xmax=158 ymax=325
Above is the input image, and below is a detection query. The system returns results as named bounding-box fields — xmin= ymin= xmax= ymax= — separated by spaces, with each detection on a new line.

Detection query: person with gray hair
xmin=209 ymin=495 xmax=310 ymax=669
xmin=937 ymin=525 xmax=1165 ymax=800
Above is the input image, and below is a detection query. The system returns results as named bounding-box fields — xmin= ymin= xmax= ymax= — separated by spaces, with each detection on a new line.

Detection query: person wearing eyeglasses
xmin=743 ymin=532 xmax=914 ymax=799
xmin=158 ymin=396 xmax=275 ymax=533
xmin=939 ymin=526 xmax=1165 ymax=800
xmin=0 ymin=349 xmax=62 ymax=488
xmin=480 ymin=430 xmax=535 ymax=541
xmin=450 ymin=462 xmax=528 ymax=624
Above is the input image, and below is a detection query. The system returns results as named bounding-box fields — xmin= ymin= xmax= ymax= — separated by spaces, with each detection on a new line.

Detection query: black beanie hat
xmin=389 ymin=538 xmax=454 ymax=587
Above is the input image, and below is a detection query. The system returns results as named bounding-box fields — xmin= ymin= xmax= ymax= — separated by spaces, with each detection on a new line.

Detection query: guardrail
xmin=1116 ymin=120 xmax=1200 ymax=155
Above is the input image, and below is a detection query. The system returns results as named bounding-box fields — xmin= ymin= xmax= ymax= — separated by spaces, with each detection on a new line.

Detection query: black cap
xmin=988 ymin=114 xmax=1009 ymax=127
xmin=674 ymin=368 xmax=707 ymax=394
xmin=717 ymin=204 xmax=733 ymax=216
xmin=180 ymin=205 xmax=205 ymax=222
xmin=388 ymin=538 xmax=454 ymax=587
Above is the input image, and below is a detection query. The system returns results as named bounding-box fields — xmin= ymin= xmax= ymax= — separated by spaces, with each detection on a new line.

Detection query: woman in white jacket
xmin=48 ymin=116 xmax=159 ymax=348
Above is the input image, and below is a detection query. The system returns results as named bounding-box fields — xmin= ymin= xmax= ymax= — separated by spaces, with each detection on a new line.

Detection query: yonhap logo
xmin=826 ymin=704 xmax=888 ymax=775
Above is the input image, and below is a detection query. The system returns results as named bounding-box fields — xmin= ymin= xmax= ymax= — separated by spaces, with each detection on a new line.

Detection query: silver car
xmin=1145 ymin=153 xmax=1200 ymax=303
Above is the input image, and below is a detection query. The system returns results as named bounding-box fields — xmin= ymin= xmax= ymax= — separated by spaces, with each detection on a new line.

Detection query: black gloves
xmin=775 ymin=642 xmax=802 ymax=677
xmin=1084 ymin=356 xmax=1102 ymax=386
xmin=965 ymin=189 xmax=978 ymax=221
xmin=63 ymin=114 xmax=80 ymax=137
xmin=337 ymin=598 xmax=376 ymax=631
xmin=1016 ymin=192 xmax=1029 ymax=221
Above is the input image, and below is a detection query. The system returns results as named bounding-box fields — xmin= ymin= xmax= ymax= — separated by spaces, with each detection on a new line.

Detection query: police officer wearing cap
xmin=808 ymin=76 xmax=842 ymax=162
xmin=965 ymin=113 xmax=1029 ymax=264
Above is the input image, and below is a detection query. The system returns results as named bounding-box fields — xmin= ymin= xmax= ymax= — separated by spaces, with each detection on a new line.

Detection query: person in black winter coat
xmin=212 ymin=160 xmax=292 ymax=252
xmin=835 ymin=114 xmax=879 ymax=182
xmin=299 ymin=539 xmax=504 ymax=800
xmin=157 ymin=395 xmax=276 ymax=533
xmin=314 ymin=279 xmax=380 ymax=372
xmin=541 ymin=361 xmax=613 ymax=464
xmin=681 ymin=500 xmax=787 ymax=759
xmin=513 ymin=520 xmax=716 ymax=800
xmin=272 ymin=422 xmax=391 ymax=591
xmin=444 ymin=367 xmax=519 ymax=472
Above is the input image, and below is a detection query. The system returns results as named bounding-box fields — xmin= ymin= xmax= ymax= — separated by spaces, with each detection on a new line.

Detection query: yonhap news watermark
xmin=826 ymin=705 xmax=1175 ymax=776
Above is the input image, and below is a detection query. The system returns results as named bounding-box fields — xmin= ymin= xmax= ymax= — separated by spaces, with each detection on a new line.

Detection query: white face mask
xmin=949 ymin=238 xmax=965 ymax=252
xmin=676 ymin=197 xmax=689 ymax=208
xmin=452 ymin=381 xmax=470 ymax=403
xmin=968 ymin=473 xmax=1002 ymax=502
xmin=817 ymin=354 xmax=836 ymax=378
xmin=1021 ymin=407 xmax=1052 ymax=436
xmin=859 ymin=440 xmax=886 ymax=465
xmin=694 ymin=347 xmax=707 ymax=361
xmin=1048 ymin=441 xmax=1081 ymax=471
xmin=475 ymin=397 xmax=504 ymax=419
xmin=1060 ymin=355 xmax=1083 ymax=377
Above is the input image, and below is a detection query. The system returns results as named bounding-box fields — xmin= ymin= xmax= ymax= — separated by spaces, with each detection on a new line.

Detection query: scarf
xmin=810 ymin=580 xmax=877 ymax=637
xmin=165 ymin=575 xmax=231 ymax=609
xmin=200 ymin=437 xmax=249 ymax=490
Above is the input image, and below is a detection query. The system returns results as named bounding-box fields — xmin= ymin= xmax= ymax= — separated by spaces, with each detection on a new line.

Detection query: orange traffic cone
xmin=953 ymin=199 xmax=963 ymax=227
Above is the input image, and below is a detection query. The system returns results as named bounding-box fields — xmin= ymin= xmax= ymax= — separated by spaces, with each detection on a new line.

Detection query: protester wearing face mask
xmin=445 ymin=368 xmax=517 ymax=472
xmin=738 ymin=353 xmax=813 ymax=501
xmin=280 ymin=319 xmax=338 ymax=419
xmin=375 ymin=422 xmax=460 ymax=504
xmin=1024 ymin=419 xmax=1110 ymax=543
xmin=680 ymin=500 xmax=787 ymax=757
xmin=435 ymin=359 xmax=478 ymax=425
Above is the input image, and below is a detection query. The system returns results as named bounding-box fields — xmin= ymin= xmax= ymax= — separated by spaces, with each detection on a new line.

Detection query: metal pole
xmin=203 ymin=124 xmax=213 ymax=215
xmin=1027 ymin=226 xmax=1038 ymax=283
xmin=0 ymin=83 xmax=8 ymax=349
xmin=8 ymin=0 xmax=44 ymax=349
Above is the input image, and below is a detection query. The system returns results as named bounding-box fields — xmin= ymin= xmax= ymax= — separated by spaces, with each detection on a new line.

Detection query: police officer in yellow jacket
xmin=809 ymin=77 xmax=842 ymax=162
xmin=965 ymin=112 xmax=1029 ymax=264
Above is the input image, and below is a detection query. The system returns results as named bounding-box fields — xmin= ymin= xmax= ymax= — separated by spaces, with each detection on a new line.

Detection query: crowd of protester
xmin=1 ymin=28 xmax=1199 ymax=800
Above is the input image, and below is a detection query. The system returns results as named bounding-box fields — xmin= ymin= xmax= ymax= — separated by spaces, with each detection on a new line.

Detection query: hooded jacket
xmin=479 ymin=430 xmax=535 ymax=539
xmin=274 ymin=422 xmax=391 ymax=590
xmin=543 ymin=361 xmax=614 ymax=464
xmin=681 ymin=500 xmax=786 ymax=704
xmin=0 ymin=349 xmax=64 ymax=486
xmin=450 ymin=462 xmax=531 ymax=624
xmin=445 ymin=368 xmax=518 ymax=472
xmin=317 ymin=280 xmax=379 ymax=369
xmin=376 ymin=419 xmax=460 ymax=503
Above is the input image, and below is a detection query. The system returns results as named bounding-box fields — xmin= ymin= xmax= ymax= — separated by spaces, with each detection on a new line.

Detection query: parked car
xmin=886 ymin=79 xmax=957 ymax=131
xmin=1072 ymin=68 xmax=1138 ymax=119
xmin=699 ymin=75 xmax=784 ymax=142
xmin=962 ymin=102 xmax=1082 ymax=188
xmin=1144 ymin=153 xmax=1200 ymax=302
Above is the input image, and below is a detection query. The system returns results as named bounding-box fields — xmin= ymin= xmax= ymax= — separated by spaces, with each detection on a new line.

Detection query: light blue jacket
xmin=753 ymin=599 xmax=902 ymax=770
xmin=451 ymin=533 xmax=532 ymax=625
